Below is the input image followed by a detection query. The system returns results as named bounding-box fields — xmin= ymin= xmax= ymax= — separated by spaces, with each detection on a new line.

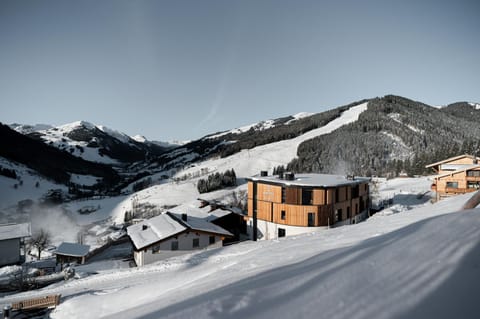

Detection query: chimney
xmin=182 ymin=213 xmax=188 ymax=221
xmin=142 ymin=225 xmax=148 ymax=231
xmin=285 ymin=172 xmax=295 ymax=181
xmin=260 ymin=170 xmax=268 ymax=177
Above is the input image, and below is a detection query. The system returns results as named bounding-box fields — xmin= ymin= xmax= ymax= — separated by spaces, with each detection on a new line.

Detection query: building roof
xmin=168 ymin=212 xmax=233 ymax=237
xmin=127 ymin=213 xmax=187 ymax=250
xmin=434 ymin=164 xmax=480 ymax=179
xmin=247 ymin=173 xmax=370 ymax=187
xmin=425 ymin=154 xmax=480 ymax=168
xmin=127 ymin=212 xmax=234 ymax=250
xmin=55 ymin=242 xmax=90 ymax=257
xmin=0 ymin=223 xmax=31 ymax=241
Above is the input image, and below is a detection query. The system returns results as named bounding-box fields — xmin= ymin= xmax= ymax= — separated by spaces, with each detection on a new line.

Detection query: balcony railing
xmin=444 ymin=187 xmax=477 ymax=194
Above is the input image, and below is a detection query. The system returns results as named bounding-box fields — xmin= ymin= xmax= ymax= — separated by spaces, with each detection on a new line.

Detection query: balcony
xmin=444 ymin=187 xmax=477 ymax=194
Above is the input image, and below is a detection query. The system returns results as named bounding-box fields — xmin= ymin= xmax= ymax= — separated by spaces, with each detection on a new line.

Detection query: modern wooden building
xmin=0 ymin=223 xmax=31 ymax=266
xmin=247 ymin=172 xmax=370 ymax=239
xmin=427 ymin=155 xmax=480 ymax=201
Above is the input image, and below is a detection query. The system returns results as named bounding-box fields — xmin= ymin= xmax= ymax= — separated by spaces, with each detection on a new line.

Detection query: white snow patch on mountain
xmin=285 ymin=112 xmax=313 ymax=124
xmin=469 ymin=102 xmax=480 ymax=110
xmin=388 ymin=113 xmax=424 ymax=134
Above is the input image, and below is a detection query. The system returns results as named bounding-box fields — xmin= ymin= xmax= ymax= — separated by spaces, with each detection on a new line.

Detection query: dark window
xmin=308 ymin=212 xmax=315 ymax=227
xmin=446 ymin=182 xmax=458 ymax=188
xmin=467 ymin=170 xmax=480 ymax=177
xmin=352 ymin=185 xmax=359 ymax=198
xmin=302 ymin=189 xmax=313 ymax=205
xmin=335 ymin=209 xmax=342 ymax=222
xmin=467 ymin=182 xmax=480 ymax=189
xmin=281 ymin=210 xmax=286 ymax=220
xmin=152 ymin=245 xmax=160 ymax=254
xmin=355 ymin=203 xmax=359 ymax=214
xmin=171 ymin=241 xmax=178 ymax=250
xmin=335 ymin=189 xmax=339 ymax=203
xmin=193 ymin=238 xmax=199 ymax=248
xmin=281 ymin=187 xmax=286 ymax=203
xmin=209 ymin=235 xmax=215 ymax=244
xmin=278 ymin=228 xmax=286 ymax=238
xmin=347 ymin=207 xmax=351 ymax=219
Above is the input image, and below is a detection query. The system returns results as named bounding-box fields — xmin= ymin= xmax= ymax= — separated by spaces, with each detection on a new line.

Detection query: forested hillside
xmin=287 ymin=95 xmax=480 ymax=177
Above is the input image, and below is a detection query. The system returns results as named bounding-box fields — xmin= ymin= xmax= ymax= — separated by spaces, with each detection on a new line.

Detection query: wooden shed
xmin=55 ymin=242 xmax=90 ymax=266
xmin=0 ymin=223 xmax=31 ymax=266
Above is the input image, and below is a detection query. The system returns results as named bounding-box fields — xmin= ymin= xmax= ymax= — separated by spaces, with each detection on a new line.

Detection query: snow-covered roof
xmin=205 ymin=208 xmax=234 ymax=222
xmin=168 ymin=212 xmax=233 ymax=237
xmin=0 ymin=223 xmax=31 ymax=241
xmin=247 ymin=173 xmax=370 ymax=188
xmin=127 ymin=214 xmax=187 ymax=250
xmin=55 ymin=242 xmax=90 ymax=257
xmin=439 ymin=164 xmax=479 ymax=171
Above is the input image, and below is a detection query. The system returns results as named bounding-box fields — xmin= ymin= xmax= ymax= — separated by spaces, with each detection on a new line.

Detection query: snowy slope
xmin=1 ymin=191 xmax=478 ymax=319
xmin=178 ymin=102 xmax=368 ymax=179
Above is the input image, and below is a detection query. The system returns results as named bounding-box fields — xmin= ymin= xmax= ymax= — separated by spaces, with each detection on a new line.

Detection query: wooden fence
xmin=12 ymin=294 xmax=61 ymax=310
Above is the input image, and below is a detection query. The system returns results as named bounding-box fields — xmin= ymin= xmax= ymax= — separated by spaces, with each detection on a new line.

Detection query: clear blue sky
xmin=1 ymin=0 xmax=479 ymax=142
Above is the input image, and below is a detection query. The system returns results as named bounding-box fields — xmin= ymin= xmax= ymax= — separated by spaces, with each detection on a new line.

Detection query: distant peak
xmin=59 ymin=120 xmax=97 ymax=131
xmin=132 ymin=135 xmax=147 ymax=143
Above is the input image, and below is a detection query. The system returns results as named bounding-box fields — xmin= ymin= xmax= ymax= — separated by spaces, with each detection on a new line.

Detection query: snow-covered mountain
xmin=11 ymin=121 xmax=173 ymax=165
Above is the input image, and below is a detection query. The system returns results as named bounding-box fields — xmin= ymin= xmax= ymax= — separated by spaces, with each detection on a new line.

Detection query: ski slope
xmin=1 ymin=191 xmax=478 ymax=319
xmin=179 ymin=102 xmax=368 ymax=179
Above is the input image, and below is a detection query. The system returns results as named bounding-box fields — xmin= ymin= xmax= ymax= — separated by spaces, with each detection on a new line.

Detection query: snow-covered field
xmin=1 ymin=189 xmax=478 ymax=319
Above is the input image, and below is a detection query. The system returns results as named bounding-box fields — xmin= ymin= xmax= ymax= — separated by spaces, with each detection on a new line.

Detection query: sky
xmin=0 ymin=0 xmax=479 ymax=142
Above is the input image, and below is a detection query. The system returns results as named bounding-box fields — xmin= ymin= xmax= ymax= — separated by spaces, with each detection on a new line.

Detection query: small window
xmin=347 ymin=207 xmax=351 ymax=219
xmin=281 ymin=210 xmax=286 ymax=220
xmin=281 ymin=187 xmax=286 ymax=203
xmin=171 ymin=241 xmax=178 ymax=251
xmin=446 ymin=182 xmax=458 ymax=188
xmin=335 ymin=209 xmax=342 ymax=222
xmin=193 ymin=238 xmax=199 ymax=248
xmin=278 ymin=228 xmax=286 ymax=238
xmin=152 ymin=245 xmax=160 ymax=254
xmin=308 ymin=212 xmax=315 ymax=227
xmin=209 ymin=235 xmax=215 ymax=244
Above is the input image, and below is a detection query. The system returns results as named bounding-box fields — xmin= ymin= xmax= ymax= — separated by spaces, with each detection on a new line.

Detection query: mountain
xmin=287 ymin=95 xmax=480 ymax=177
xmin=11 ymin=121 xmax=173 ymax=165
xmin=0 ymin=123 xmax=121 ymax=191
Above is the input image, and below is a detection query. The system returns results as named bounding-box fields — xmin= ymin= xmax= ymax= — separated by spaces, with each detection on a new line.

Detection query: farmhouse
xmin=427 ymin=155 xmax=480 ymax=201
xmin=127 ymin=212 xmax=233 ymax=266
xmin=0 ymin=223 xmax=31 ymax=267
xmin=55 ymin=242 xmax=90 ymax=266
xmin=247 ymin=172 xmax=370 ymax=239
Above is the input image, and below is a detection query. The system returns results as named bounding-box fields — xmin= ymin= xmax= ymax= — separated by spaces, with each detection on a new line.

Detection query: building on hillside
xmin=0 ymin=223 xmax=31 ymax=267
xmin=55 ymin=242 xmax=90 ymax=266
xmin=127 ymin=212 xmax=233 ymax=266
xmin=425 ymin=154 xmax=480 ymax=175
xmin=246 ymin=172 xmax=370 ymax=240
xmin=199 ymin=199 xmax=249 ymax=244
xmin=427 ymin=155 xmax=480 ymax=201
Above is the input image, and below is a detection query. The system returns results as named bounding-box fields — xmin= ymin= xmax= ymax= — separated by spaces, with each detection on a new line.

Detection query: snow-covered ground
xmin=1 ymin=188 xmax=478 ymax=319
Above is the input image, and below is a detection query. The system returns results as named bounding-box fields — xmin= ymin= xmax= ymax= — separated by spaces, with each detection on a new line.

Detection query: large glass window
xmin=302 ymin=189 xmax=313 ymax=205
xmin=467 ymin=170 xmax=480 ymax=177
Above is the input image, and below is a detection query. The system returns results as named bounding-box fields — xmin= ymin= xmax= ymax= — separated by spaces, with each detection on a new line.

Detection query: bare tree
xmin=29 ymin=228 xmax=51 ymax=260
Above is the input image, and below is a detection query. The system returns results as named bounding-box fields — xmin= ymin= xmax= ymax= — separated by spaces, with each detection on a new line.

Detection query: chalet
xmin=127 ymin=212 xmax=233 ymax=266
xmin=427 ymin=157 xmax=480 ymax=201
xmin=55 ymin=242 xmax=90 ymax=266
xmin=0 ymin=223 xmax=31 ymax=267
xmin=425 ymin=154 xmax=480 ymax=175
xmin=247 ymin=172 xmax=370 ymax=239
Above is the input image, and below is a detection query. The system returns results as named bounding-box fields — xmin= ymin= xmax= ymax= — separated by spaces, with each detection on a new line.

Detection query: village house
xmin=426 ymin=154 xmax=480 ymax=201
xmin=55 ymin=242 xmax=90 ymax=266
xmin=247 ymin=172 xmax=370 ymax=240
xmin=127 ymin=212 xmax=233 ymax=266
xmin=0 ymin=223 xmax=31 ymax=267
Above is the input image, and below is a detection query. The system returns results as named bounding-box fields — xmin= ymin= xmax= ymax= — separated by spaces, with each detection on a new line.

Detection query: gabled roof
xmin=0 ymin=223 xmax=31 ymax=241
xmin=434 ymin=164 xmax=480 ymax=179
xmin=167 ymin=212 xmax=233 ymax=237
xmin=127 ymin=213 xmax=187 ymax=250
xmin=55 ymin=242 xmax=90 ymax=257
xmin=425 ymin=154 xmax=480 ymax=168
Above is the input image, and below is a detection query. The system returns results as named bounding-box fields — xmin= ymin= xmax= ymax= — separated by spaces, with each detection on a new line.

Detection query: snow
xmin=55 ymin=242 xmax=90 ymax=257
xmin=285 ymin=112 xmax=313 ymax=124
xmin=0 ymin=223 xmax=31 ymax=241
xmin=69 ymin=174 xmax=99 ymax=186
xmin=249 ymin=173 xmax=370 ymax=187
xmin=168 ymin=212 xmax=233 ymax=237
xmin=127 ymin=214 xmax=187 ymax=250
xmin=468 ymin=102 xmax=480 ymax=110
xmin=0 ymin=187 xmax=477 ymax=319
xmin=388 ymin=113 xmax=424 ymax=134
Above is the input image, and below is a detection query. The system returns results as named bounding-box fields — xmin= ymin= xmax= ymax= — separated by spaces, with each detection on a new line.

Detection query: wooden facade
xmin=247 ymin=174 xmax=370 ymax=228
xmin=431 ymin=166 xmax=480 ymax=201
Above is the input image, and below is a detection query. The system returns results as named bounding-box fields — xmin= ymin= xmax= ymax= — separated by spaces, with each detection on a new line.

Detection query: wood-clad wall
xmin=247 ymin=180 xmax=369 ymax=227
